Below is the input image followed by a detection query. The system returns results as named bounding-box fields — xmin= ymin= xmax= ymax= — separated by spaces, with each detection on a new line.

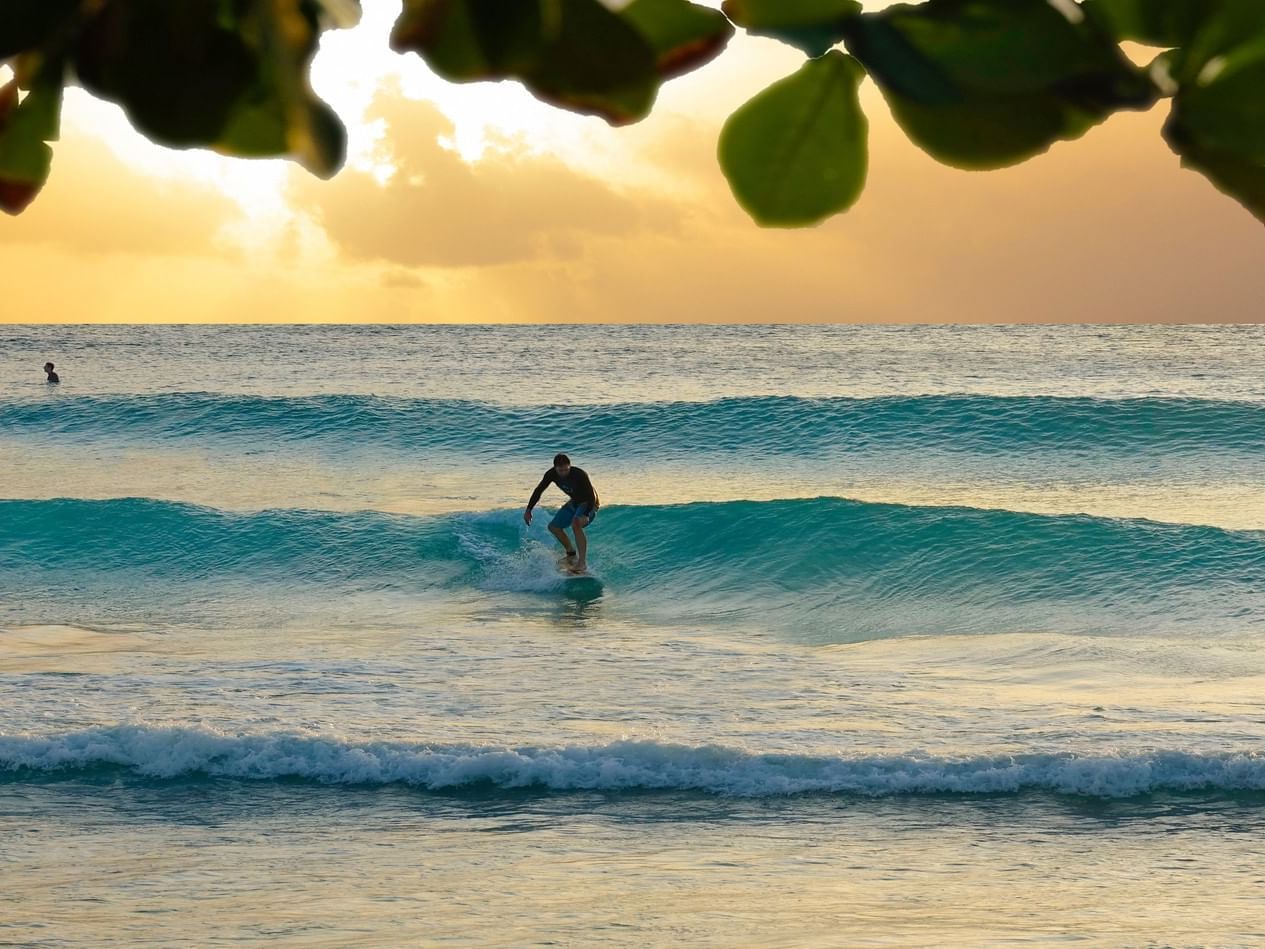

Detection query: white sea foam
xmin=4 ymin=726 xmax=1265 ymax=798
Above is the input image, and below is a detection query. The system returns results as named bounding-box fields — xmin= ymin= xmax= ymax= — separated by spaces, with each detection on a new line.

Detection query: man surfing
xmin=523 ymin=453 xmax=600 ymax=574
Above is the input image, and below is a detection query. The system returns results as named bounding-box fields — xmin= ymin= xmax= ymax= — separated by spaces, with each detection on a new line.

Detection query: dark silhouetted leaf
xmin=719 ymin=50 xmax=867 ymax=226
xmin=1168 ymin=132 xmax=1265 ymax=222
xmin=841 ymin=15 xmax=956 ymax=104
xmin=391 ymin=1 xmax=541 ymax=79
xmin=1169 ymin=1 xmax=1265 ymax=84
xmin=1087 ymin=0 xmax=1264 ymax=87
xmin=392 ymin=0 xmax=660 ymax=125
xmin=1164 ymin=7 xmax=1265 ymax=223
xmin=847 ymin=0 xmax=1157 ymax=169
xmin=885 ymin=92 xmax=1100 ymax=170
xmin=721 ymin=0 xmax=861 ymax=56
xmin=73 ymin=0 xmax=344 ymax=176
xmin=0 ymin=0 xmax=81 ymax=59
xmin=217 ymin=3 xmax=346 ymax=175
xmin=1172 ymin=51 xmax=1265 ymax=162
xmin=622 ymin=0 xmax=734 ymax=79
xmin=1081 ymin=0 xmax=1208 ymax=48
xmin=75 ymin=2 xmax=254 ymax=144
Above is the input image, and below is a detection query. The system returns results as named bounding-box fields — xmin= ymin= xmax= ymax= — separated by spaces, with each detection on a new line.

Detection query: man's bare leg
xmin=549 ymin=524 xmax=577 ymax=560
xmin=571 ymin=518 xmax=588 ymax=573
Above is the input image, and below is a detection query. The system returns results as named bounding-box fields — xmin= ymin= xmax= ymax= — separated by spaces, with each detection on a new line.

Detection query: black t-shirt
xmin=45 ymin=371 xmax=59 ymax=384
xmin=527 ymin=466 xmax=599 ymax=510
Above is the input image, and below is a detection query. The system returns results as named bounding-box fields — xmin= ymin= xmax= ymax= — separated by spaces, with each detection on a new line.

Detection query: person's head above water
xmin=553 ymin=452 xmax=571 ymax=477
xmin=44 ymin=362 xmax=54 ymax=373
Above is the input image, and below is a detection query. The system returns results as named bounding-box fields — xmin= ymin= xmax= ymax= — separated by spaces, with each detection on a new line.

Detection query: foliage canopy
xmin=1 ymin=0 xmax=1263 ymax=226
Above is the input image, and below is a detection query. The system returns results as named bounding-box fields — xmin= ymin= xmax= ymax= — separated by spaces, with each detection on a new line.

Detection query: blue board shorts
xmin=550 ymin=501 xmax=596 ymax=530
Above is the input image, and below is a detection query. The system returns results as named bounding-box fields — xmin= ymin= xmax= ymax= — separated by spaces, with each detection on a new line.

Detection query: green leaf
xmin=1163 ymin=8 xmax=1265 ymax=223
xmin=719 ymin=50 xmax=868 ymax=226
xmin=217 ymin=2 xmax=346 ymax=176
xmin=852 ymin=0 xmax=1145 ymax=98
xmin=1081 ymin=0 xmax=1209 ymax=48
xmin=391 ymin=0 xmax=661 ymax=125
xmin=621 ymin=0 xmax=734 ymax=79
xmin=885 ymin=92 xmax=1102 ymax=170
xmin=1168 ymin=133 xmax=1265 ymax=222
xmin=840 ymin=15 xmax=956 ymax=105
xmin=75 ymin=2 xmax=266 ymax=144
xmin=0 ymin=68 xmax=63 ymax=215
xmin=1085 ymin=1 xmax=1265 ymax=87
xmin=721 ymin=0 xmax=861 ymax=56
xmin=1173 ymin=1 xmax=1265 ymax=84
xmin=391 ymin=1 xmax=540 ymax=79
xmin=1173 ymin=50 xmax=1265 ymax=162
xmin=0 ymin=0 xmax=81 ymax=59
xmin=846 ymin=0 xmax=1157 ymax=169
xmin=73 ymin=0 xmax=345 ymax=177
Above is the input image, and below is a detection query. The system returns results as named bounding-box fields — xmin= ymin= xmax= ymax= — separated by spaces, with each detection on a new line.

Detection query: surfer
xmin=43 ymin=362 xmax=59 ymax=384
xmin=523 ymin=453 xmax=600 ymax=574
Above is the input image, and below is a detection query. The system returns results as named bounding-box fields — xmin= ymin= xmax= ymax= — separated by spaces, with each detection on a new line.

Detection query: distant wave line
xmin=3 ymin=393 xmax=1263 ymax=457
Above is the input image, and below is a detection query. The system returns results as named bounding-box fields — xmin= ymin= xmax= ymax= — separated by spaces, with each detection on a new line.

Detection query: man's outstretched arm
xmin=523 ymin=471 xmax=554 ymax=524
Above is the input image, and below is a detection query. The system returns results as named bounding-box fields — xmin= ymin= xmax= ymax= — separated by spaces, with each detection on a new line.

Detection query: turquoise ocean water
xmin=3 ymin=324 xmax=1265 ymax=945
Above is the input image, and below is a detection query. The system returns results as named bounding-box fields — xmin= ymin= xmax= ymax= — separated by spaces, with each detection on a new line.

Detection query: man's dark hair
xmin=553 ymin=453 xmax=570 ymax=466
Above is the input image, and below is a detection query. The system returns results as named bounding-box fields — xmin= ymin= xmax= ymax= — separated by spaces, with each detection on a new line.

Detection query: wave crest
xmin=4 ymin=497 xmax=1262 ymax=636
xmin=5 ymin=393 xmax=1264 ymax=457
xmin=5 ymin=726 xmax=1265 ymax=799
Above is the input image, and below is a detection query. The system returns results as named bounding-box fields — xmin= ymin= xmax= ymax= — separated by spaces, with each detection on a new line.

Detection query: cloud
xmin=0 ymin=125 xmax=241 ymax=259
xmin=380 ymin=268 xmax=427 ymax=290
xmin=283 ymin=29 xmax=1265 ymax=325
xmin=489 ymin=93 xmax=1265 ymax=322
xmin=293 ymin=92 xmax=682 ymax=269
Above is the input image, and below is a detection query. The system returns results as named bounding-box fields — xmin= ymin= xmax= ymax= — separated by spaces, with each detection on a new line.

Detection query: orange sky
xmin=3 ymin=0 xmax=1263 ymax=324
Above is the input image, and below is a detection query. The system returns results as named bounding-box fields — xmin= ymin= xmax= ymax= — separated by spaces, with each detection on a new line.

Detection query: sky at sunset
xmin=3 ymin=0 xmax=1264 ymax=324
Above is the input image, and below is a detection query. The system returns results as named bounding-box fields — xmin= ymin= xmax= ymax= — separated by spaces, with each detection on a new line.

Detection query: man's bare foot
xmin=568 ymin=563 xmax=587 ymax=575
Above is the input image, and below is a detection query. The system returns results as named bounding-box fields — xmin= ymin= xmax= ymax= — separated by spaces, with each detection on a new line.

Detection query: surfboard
xmin=556 ymin=556 xmax=603 ymax=599
xmin=561 ymin=575 xmax=603 ymax=602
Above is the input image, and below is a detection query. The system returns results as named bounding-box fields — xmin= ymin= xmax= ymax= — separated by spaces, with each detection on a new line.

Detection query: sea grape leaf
xmin=719 ymin=50 xmax=868 ymax=226
xmin=721 ymin=0 xmax=862 ymax=56
xmin=1081 ymin=0 xmax=1209 ymax=49
xmin=76 ymin=1 xmax=270 ymax=144
xmin=1167 ymin=132 xmax=1265 ymax=223
xmin=73 ymin=0 xmax=345 ymax=177
xmin=1087 ymin=0 xmax=1265 ymax=86
xmin=884 ymin=93 xmax=1103 ymax=170
xmin=1172 ymin=1 xmax=1265 ymax=85
xmin=215 ymin=2 xmax=346 ymax=175
xmin=1163 ymin=7 xmax=1265 ymax=223
xmin=0 ymin=0 xmax=81 ymax=59
xmin=391 ymin=0 xmax=660 ymax=125
xmin=0 ymin=67 xmax=63 ymax=215
xmin=1171 ymin=47 xmax=1265 ymax=163
xmin=392 ymin=1 xmax=542 ymax=78
xmin=845 ymin=0 xmax=1158 ymax=169
xmin=621 ymin=0 xmax=734 ymax=79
